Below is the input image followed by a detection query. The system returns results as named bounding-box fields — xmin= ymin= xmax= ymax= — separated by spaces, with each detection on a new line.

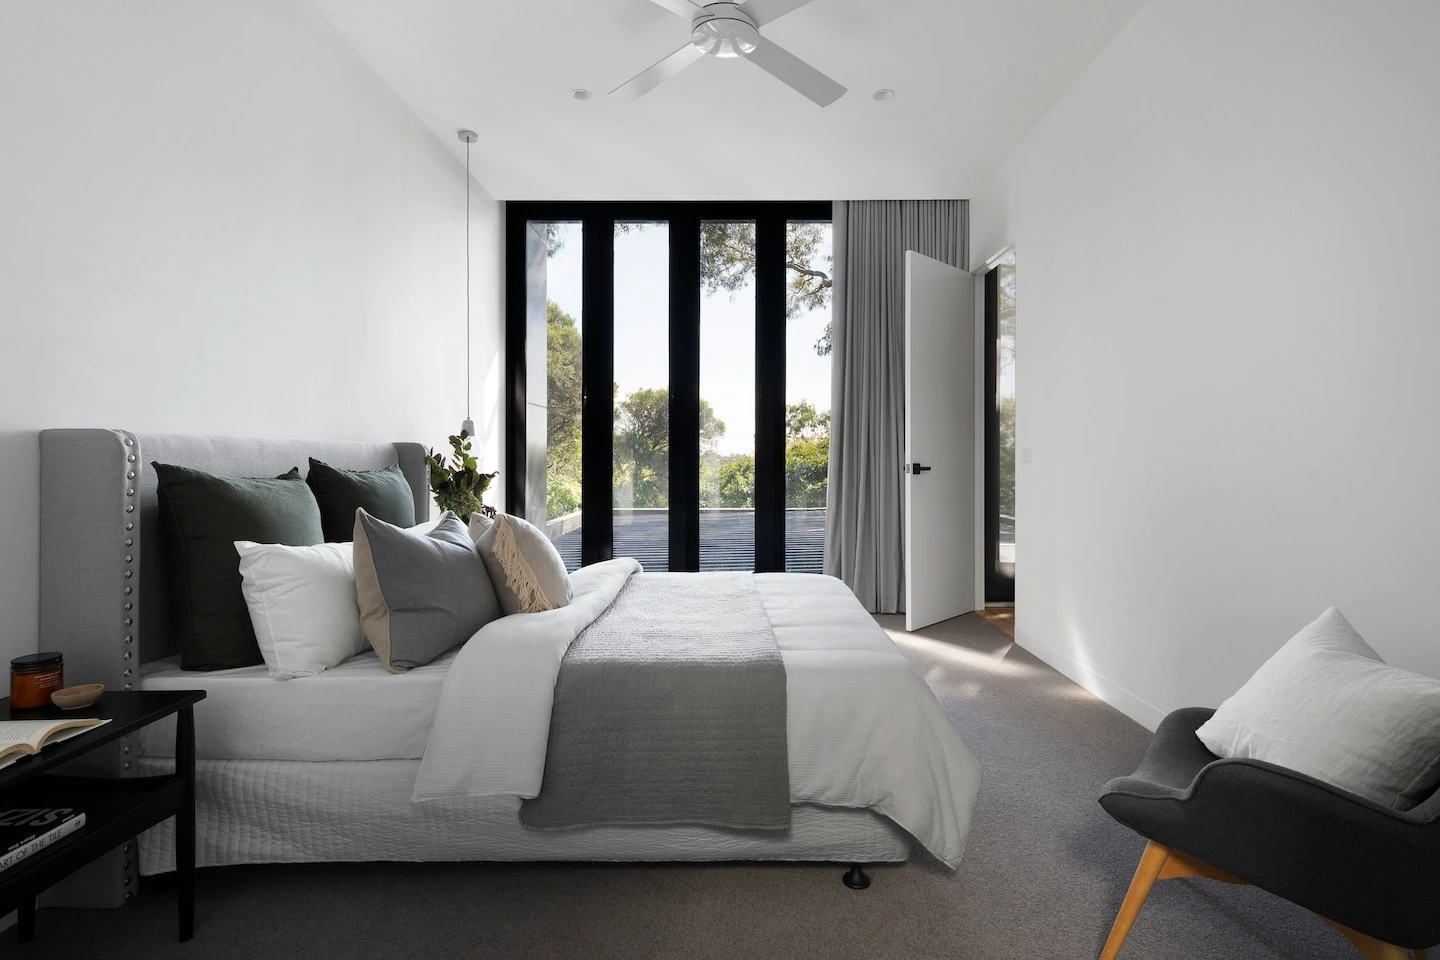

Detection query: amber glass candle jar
xmin=11 ymin=652 xmax=64 ymax=709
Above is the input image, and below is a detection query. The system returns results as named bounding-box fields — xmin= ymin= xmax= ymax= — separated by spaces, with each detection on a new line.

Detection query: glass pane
xmin=530 ymin=221 xmax=583 ymax=571
xmin=612 ymin=221 xmax=670 ymax=571
xmin=997 ymin=250 xmax=1017 ymax=572
xmin=698 ymin=221 xmax=756 ymax=570
xmin=784 ymin=221 xmax=833 ymax=573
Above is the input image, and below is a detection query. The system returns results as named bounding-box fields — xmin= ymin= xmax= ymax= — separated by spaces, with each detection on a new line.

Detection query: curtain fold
xmin=824 ymin=200 xmax=968 ymax=613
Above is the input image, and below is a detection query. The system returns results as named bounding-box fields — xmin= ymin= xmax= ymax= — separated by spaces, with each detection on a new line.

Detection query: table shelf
xmin=0 ymin=690 xmax=203 ymax=944
xmin=0 ymin=774 xmax=181 ymax=912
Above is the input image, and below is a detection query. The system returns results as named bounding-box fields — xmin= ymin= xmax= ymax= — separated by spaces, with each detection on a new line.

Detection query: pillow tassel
xmin=494 ymin=515 xmax=555 ymax=613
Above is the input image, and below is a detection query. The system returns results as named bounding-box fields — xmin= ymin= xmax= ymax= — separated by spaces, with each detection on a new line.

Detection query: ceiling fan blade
xmin=745 ymin=37 xmax=846 ymax=106
xmin=610 ymin=43 xmax=706 ymax=100
xmin=737 ymin=0 xmax=815 ymax=27
xmin=644 ymin=0 xmax=704 ymax=17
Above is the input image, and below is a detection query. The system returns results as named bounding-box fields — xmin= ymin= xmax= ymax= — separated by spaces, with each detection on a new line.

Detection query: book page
xmin=38 ymin=720 xmax=110 ymax=749
xmin=0 ymin=720 xmax=111 ymax=773
xmin=0 ymin=718 xmax=110 ymax=753
xmin=0 ymin=721 xmax=61 ymax=751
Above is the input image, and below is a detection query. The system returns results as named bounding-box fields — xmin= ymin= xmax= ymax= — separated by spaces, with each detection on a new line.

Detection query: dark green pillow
xmin=305 ymin=459 xmax=416 ymax=543
xmin=153 ymin=463 xmax=324 ymax=670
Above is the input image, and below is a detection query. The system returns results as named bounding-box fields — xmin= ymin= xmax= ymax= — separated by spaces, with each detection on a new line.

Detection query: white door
xmin=904 ymin=251 xmax=978 ymax=631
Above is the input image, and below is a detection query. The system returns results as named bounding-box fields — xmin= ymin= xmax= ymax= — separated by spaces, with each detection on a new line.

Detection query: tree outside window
xmin=544 ymin=222 xmax=833 ymax=519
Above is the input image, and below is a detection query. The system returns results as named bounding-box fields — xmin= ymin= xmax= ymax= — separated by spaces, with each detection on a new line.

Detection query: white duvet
xmin=414 ymin=559 xmax=983 ymax=869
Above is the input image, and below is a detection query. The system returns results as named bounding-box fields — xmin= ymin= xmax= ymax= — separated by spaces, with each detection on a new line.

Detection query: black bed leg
xmin=842 ymin=864 xmax=871 ymax=890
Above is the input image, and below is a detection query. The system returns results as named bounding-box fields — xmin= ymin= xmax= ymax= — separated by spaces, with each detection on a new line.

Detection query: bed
xmin=38 ymin=430 xmax=981 ymax=905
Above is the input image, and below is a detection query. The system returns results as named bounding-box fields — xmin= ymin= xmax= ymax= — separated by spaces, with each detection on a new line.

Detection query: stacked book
xmin=0 ymin=806 xmax=85 ymax=874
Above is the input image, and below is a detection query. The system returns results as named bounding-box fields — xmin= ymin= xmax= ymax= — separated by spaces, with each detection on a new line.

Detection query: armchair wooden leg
xmin=1322 ymin=918 xmax=1413 ymax=960
xmin=1100 ymin=841 xmax=1171 ymax=960
xmin=1102 ymin=844 xmax=1425 ymax=960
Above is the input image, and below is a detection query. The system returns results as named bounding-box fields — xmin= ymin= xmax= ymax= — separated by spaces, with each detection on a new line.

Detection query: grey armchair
xmin=1097 ymin=707 xmax=1440 ymax=960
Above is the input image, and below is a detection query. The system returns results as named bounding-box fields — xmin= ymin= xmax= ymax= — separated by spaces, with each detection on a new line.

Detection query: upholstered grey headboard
xmin=39 ymin=430 xmax=430 ymax=679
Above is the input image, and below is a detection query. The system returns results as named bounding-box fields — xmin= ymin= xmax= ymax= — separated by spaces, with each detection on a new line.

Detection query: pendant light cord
xmin=464 ymin=137 xmax=471 ymax=430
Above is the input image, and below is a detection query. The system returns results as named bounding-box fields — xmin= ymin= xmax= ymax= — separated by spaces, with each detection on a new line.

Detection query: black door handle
xmin=909 ymin=463 xmax=932 ymax=474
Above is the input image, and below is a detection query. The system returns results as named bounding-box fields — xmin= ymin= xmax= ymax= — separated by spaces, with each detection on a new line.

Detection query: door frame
xmin=503 ymin=200 xmax=832 ymax=571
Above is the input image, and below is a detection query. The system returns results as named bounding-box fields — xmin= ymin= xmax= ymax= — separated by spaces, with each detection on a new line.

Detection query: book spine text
xmin=0 ymin=813 xmax=86 ymax=873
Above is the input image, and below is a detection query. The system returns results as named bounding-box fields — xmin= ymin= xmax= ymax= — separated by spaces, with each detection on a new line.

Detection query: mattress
xmin=139 ymin=648 xmax=458 ymax=762
xmin=137 ymin=758 xmax=913 ymax=875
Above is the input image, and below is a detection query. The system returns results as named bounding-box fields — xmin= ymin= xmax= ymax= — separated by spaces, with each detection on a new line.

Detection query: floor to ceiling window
xmin=985 ymin=248 xmax=1017 ymax=602
xmin=506 ymin=202 xmax=832 ymax=573
xmin=783 ymin=220 xmax=832 ymax=573
xmin=612 ymin=221 xmax=670 ymax=571
xmin=698 ymin=222 xmax=757 ymax=571
xmin=519 ymin=221 xmax=584 ymax=570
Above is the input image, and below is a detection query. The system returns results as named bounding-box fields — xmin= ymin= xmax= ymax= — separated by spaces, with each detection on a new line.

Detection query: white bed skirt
xmin=138 ymin=758 xmax=913 ymax=876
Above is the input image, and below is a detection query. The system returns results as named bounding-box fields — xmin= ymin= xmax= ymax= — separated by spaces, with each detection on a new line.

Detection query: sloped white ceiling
xmin=313 ymin=0 xmax=1145 ymax=199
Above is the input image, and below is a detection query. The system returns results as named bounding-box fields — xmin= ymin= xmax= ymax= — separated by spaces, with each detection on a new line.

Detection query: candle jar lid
xmin=11 ymin=652 xmax=63 ymax=673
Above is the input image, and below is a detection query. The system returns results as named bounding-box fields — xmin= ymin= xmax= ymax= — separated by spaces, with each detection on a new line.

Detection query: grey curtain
xmin=824 ymin=200 xmax=968 ymax=613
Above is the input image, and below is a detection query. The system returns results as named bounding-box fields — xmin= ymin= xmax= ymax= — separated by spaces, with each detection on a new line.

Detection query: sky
xmin=545 ymin=222 xmax=833 ymax=456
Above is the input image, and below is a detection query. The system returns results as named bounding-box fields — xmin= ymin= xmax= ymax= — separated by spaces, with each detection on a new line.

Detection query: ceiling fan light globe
xmin=691 ymin=16 xmax=760 ymax=58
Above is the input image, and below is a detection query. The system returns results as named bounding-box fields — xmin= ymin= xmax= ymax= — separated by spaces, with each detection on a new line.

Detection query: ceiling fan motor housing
xmin=691 ymin=3 xmax=760 ymax=58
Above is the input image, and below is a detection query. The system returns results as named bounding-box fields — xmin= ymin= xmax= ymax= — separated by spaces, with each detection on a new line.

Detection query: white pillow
xmin=410 ymin=514 xmax=445 ymax=536
xmin=1196 ymin=607 xmax=1440 ymax=810
xmin=234 ymin=540 xmax=367 ymax=680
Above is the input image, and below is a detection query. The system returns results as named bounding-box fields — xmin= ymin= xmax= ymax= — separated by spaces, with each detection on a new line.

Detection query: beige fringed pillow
xmin=468 ymin=513 xmax=573 ymax=615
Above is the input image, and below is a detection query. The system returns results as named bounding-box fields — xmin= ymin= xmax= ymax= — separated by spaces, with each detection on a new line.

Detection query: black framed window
xmin=505 ymin=201 xmax=832 ymax=573
xmin=983 ymin=251 xmax=1017 ymax=602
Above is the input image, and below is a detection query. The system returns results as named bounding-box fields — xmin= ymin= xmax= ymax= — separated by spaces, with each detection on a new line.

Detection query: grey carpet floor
xmin=19 ymin=613 xmax=1377 ymax=959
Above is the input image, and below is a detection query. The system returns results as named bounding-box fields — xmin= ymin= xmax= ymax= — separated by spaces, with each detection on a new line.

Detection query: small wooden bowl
xmin=51 ymin=683 xmax=105 ymax=710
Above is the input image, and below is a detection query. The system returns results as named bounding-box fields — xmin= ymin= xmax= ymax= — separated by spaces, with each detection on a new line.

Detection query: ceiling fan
xmin=612 ymin=0 xmax=846 ymax=107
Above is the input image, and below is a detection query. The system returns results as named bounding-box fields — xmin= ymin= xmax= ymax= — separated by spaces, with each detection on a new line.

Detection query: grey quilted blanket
xmin=519 ymin=572 xmax=790 ymax=831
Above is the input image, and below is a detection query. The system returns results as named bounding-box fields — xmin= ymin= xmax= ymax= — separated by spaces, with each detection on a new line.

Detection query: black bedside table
xmin=0 ymin=689 xmax=205 ymax=944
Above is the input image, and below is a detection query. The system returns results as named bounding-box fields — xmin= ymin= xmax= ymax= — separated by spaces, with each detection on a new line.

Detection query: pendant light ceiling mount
xmin=457 ymin=129 xmax=478 ymax=144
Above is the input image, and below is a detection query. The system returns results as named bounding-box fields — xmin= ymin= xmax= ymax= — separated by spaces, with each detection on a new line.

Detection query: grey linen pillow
xmin=468 ymin=513 xmax=573 ymax=615
xmin=353 ymin=509 xmax=501 ymax=672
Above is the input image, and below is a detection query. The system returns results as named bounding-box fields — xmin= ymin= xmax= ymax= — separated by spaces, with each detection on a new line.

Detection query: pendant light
xmin=458 ymin=128 xmax=478 ymax=439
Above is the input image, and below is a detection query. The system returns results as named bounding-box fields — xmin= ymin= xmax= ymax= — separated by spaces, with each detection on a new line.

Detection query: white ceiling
xmin=313 ymin=0 xmax=1144 ymax=200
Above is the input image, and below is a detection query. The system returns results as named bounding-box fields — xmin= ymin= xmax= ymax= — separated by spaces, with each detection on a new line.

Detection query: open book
xmin=0 ymin=719 xmax=111 ymax=771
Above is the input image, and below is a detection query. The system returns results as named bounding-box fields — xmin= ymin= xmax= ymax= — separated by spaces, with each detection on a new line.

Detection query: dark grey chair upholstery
xmin=1098 ymin=707 xmax=1440 ymax=957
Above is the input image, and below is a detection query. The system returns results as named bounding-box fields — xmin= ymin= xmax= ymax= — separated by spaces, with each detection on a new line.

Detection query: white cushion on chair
xmin=1196 ymin=607 xmax=1440 ymax=810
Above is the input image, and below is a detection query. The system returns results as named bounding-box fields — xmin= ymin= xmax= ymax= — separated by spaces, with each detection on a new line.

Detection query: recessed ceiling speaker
xmin=611 ymin=0 xmax=845 ymax=107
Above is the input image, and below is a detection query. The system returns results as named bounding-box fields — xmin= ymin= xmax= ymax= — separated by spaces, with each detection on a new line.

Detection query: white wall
xmin=971 ymin=0 xmax=1440 ymax=727
xmin=0 ymin=0 xmax=504 ymax=666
